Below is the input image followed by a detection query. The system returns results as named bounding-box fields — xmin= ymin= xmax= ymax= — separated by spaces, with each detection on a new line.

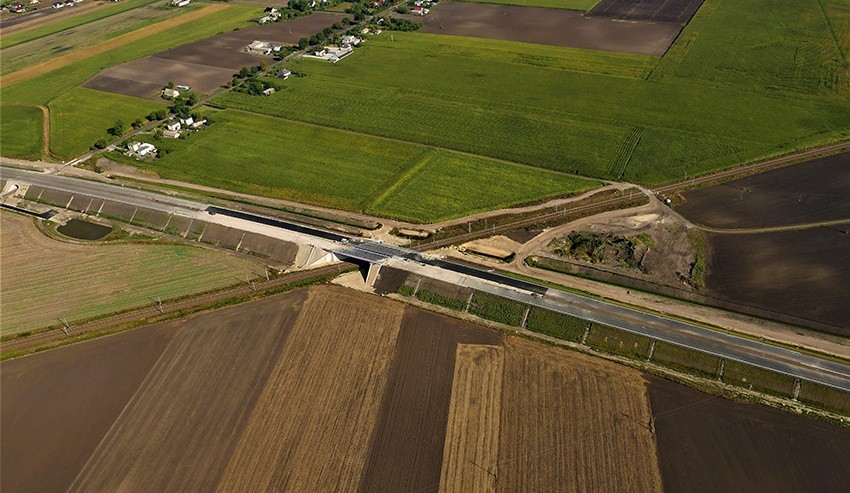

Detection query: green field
xmin=0 ymin=210 xmax=261 ymax=335
xmin=0 ymin=106 xmax=43 ymax=160
xmin=459 ymin=0 xmax=598 ymax=11
xmin=130 ymin=109 xmax=598 ymax=222
xmin=0 ymin=4 xmax=260 ymax=159
xmin=651 ymin=0 xmax=850 ymax=97
xmin=0 ymin=0 xmax=162 ymax=50
xmin=1 ymin=1 xmax=196 ymax=76
xmin=214 ymin=0 xmax=850 ymax=186
xmin=49 ymin=87 xmax=165 ymax=158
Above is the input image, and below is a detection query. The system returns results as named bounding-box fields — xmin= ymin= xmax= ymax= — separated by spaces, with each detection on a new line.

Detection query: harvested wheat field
xmin=4 ymin=284 xmax=850 ymax=492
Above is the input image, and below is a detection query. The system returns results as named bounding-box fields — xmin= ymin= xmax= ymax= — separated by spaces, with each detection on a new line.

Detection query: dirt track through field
xmin=216 ymin=286 xmax=405 ymax=492
xmin=2 ymin=3 xmax=228 ymax=86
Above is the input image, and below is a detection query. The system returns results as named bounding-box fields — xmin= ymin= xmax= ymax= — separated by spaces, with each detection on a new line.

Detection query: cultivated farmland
xmin=87 ymin=12 xmax=341 ymax=100
xmin=3 ymin=285 xmax=850 ymax=491
xmin=407 ymin=2 xmax=683 ymax=56
xmin=0 ymin=210 xmax=261 ymax=335
xmin=0 ymin=105 xmax=43 ymax=159
xmin=650 ymin=377 xmax=850 ymax=493
xmin=0 ymin=0 xmax=161 ymax=49
xmin=49 ymin=87 xmax=165 ymax=157
xmin=460 ymin=0 xmax=598 ymax=10
xmin=0 ymin=3 xmax=261 ymax=159
xmin=133 ymin=109 xmax=600 ymax=222
xmin=704 ymin=226 xmax=850 ymax=334
xmin=675 ymin=151 xmax=850 ymax=229
xmin=0 ymin=0 xmax=191 ymax=75
xmin=215 ymin=9 xmax=850 ymax=186
xmin=587 ymin=0 xmax=704 ymax=24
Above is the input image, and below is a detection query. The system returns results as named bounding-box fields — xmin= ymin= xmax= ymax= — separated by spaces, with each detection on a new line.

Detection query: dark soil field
xmin=84 ymin=12 xmax=340 ymax=99
xmin=588 ymin=0 xmax=704 ymax=24
xmin=4 ymin=285 xmax=849 ymax=492
xmin=361 ymin=309 xmax=501 ymax=492
xmin=406 ymin=2 xmax=683 ymax=56
xmin=675 ymin=152 xmax=850 ymax=229
xmin=649 ymin=377 xmax=850 ymax=493
xmin=0 ymin=326 xmax=175 ymax=493
xmin=705 ymin=226 xmax=850 ymax=334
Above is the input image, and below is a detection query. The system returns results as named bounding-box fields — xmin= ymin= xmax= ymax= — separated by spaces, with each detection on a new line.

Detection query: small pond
xmin=56 ymin=219 xmax=113 ymax=240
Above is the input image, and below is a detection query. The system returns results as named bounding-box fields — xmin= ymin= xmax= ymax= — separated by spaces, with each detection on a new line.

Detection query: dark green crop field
xmin=130 ymin=109 xmax=599 ymax=222
xmin=214 ymin=0 xmax=850 ymax=186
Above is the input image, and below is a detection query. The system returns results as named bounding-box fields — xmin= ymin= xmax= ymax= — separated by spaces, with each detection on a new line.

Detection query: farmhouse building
xmin=171 ymin=0 xmax=190 ymax=6
xmin=246 ymin=41 xmax=283 ymax=55
xmin=126 ymin=141 xmax=157 ymax=159
xmin=165 ymin=121 xmax=181 ymax=131
xmin=162 ymin=129 xmax=181 ymax=139
xmin=262 ymin=87 xmax=276 ymax=96
xmin=162 ymin=88 xmax=180 ymax=98
xmin=277 ymin=69 xmax=292 ymax=79
xmin=189 ymin=119 xmax=207 ymax=129
xmin=179 ymin=116 xmax=194 ymax=127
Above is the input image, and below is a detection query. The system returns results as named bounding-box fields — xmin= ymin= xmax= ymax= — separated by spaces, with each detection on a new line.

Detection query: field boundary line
xmin=1 ymin=3 xmax=230 ymax=87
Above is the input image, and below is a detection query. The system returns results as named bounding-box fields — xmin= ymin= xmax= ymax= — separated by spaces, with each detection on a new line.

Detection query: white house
xmin=165 ymin=121 xmax=181 ymax=131
xmin=262 ymin=87 xmax=276 ymax=96
xmin=126 ymin=141 xmax=157 ymax=159
xmin=178 ymin=116 xmax=194 ymax=127
xmin=189 ymin=119 xmax=207 ymax=129
xmin=277 ymin=68 xmax=292 ymax=79
xmin=341 ymin=35 xmax=362 ymax=46
xmin=162 ymin=129 xmax=181 ymax=139
xmin=171 ymin=0 xmax=190 ymax=6
xmin=162 ymin=88 xmax=180 ymax=98
xmin=246 ymin=40 xmax=283 ymax=55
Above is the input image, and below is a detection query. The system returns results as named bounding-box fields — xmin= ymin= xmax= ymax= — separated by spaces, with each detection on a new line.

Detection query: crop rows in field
xmin=212 ymin=11 xmax=849 ymax=186
xmin=1 ymin=0 xmax=190 ymax=76
xmin=0 ymin=211 xmax=260 ymax=335
xmin=135 ymin=109 xmax=599 ymax=223
xmin=652 ymin=0 xmax=850 ymax=97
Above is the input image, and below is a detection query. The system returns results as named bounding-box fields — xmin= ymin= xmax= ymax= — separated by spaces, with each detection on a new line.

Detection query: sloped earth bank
xmin=3 ymin=285 xmax=850 ymax=492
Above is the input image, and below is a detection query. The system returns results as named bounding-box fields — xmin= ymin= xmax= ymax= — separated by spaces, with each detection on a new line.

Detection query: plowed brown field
xmin=216 ymin=287 xmax=405 ymax=492
xmin=496 ymin=337 xmax=662 ymax=493
xmin=5 ymin=285 xmax=848 ymax=492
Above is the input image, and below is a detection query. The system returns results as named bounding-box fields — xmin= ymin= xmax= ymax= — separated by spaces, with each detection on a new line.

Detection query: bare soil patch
xmin=0 ymin=326 xmax=174 ymax=493
xmin=361 ymin=307 xmax=501 ymax=492
xmin=587 ymin=0 xmax=704 ymax=24
xmin=705 ymin=226 xmax=850 ymax=334
xmin=85 ymin=12 xmax=340 ymax=99
xmin=649 ymin=377 xmax=850 ymax=492
xmin=496 ymin=337 xmax=662 ymax=492
xmin=675 ymin=151 xmax=850 ymax=229
xmin=404 ymin=2 xmax=683 ymax=56
xmin=84 ymin=58 xmax=235 ymax=98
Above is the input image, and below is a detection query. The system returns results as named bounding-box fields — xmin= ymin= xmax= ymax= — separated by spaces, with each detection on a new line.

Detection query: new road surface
xmin=3 ymin=166 xmax=850 ymax=392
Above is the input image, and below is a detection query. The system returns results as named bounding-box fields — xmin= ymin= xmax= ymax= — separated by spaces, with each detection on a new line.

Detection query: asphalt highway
xmin=3 ymin=166 xmax=850 ymax=392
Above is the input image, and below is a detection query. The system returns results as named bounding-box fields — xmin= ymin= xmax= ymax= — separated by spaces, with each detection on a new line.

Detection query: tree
xmin=92 ymin=139 xmax=108 ymax=150
xmin=109 ymin=119 xmax=125 ymax=137
xmin=298 ymin=37 xmax=309 ymax=49
xmin=165 ymin=81 xmax=175 ymax=89
xmin=239 ymin=66 xmax=251 ymax=78
xmin=260 ymin=60 xmax=267 ymax=71
xmin=132 ymin=118 xmax=144 ymax=129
